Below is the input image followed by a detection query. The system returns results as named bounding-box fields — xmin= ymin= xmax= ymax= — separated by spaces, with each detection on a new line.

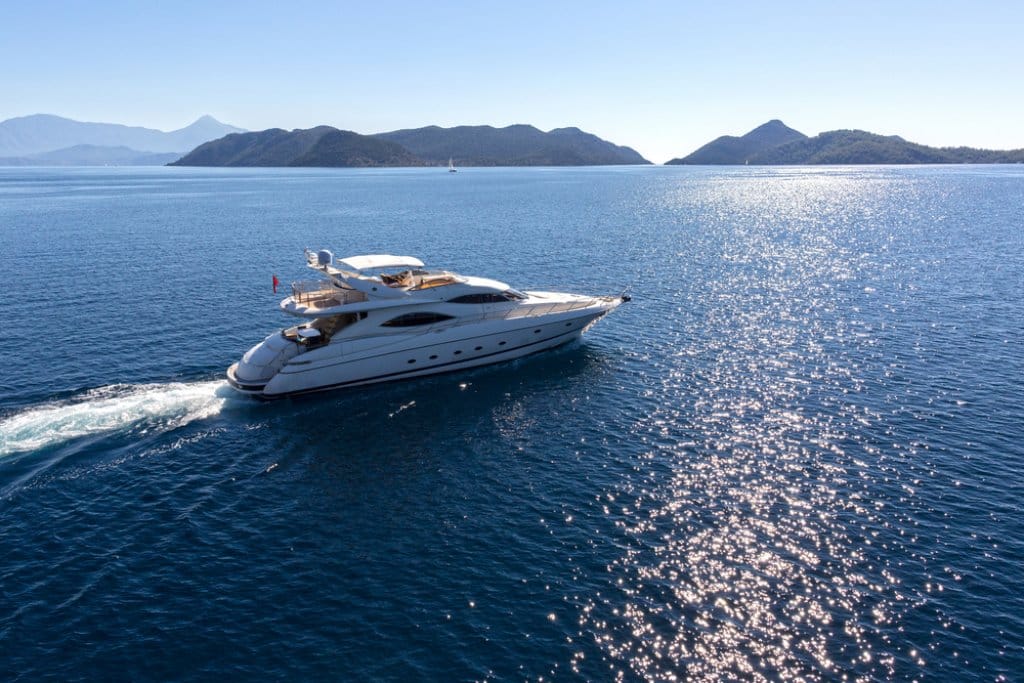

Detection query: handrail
xmin=481 ymin=298 xmax=601 ymax=322
xmin=290 ymin=280 xmax=367 ymax=306
xmin=286 ymin=287 xmax=608 ymax=318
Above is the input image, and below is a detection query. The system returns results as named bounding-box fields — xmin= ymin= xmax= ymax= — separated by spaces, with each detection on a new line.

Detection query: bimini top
xmin=337 ymin=254 xmax=425 ymax=272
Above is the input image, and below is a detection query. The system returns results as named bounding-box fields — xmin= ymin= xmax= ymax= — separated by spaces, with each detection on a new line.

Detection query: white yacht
xmin=226 ymin=250 xmax=628 ymax=398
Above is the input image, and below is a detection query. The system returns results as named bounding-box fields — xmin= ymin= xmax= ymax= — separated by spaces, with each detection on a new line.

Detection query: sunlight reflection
xmin=579 ymin=171 xmax=917 ymax=680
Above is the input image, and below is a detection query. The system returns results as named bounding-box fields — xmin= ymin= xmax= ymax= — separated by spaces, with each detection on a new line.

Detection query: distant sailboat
xmin=448 ymin=157 xmax=457 ymax=173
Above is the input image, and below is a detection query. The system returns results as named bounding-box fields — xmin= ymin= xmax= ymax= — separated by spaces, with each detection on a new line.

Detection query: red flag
xmin=272 ymin=274 xmax=280 ymax=293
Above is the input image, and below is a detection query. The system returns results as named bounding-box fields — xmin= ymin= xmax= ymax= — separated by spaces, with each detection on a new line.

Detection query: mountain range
xmin=0 ymin=114 xmax=244 ymax=165
xmin=4 ymin=113 xmax=1024 ymax=167
xmin=172 ymin=124 xmax=650 ymax=167
xmin=667 ymin=120 xmax=1024 ymax=165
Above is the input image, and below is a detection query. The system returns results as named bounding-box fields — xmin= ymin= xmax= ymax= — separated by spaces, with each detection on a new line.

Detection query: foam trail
xmin=0 ymin=380 xmax=232 ymax=457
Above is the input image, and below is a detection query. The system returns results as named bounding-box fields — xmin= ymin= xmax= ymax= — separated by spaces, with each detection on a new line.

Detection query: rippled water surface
xmin=1 ymin=166 xmax=1022 ymax=680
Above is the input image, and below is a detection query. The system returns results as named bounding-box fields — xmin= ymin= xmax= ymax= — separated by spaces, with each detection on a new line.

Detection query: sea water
xmin=1 ymin=165 xmax=1022 ymax=680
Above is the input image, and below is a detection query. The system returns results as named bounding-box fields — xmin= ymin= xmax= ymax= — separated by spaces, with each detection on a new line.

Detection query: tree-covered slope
xmin=292 ymin=130 xmax=422 ymax=167
xmin=169 ymin=127 xmax=422 ymax=167
xmin=375 ymin=124 xmax=650 ymax=165
xmin=666 ymin=120 xmax=807 ymax=164
xmin=668 ymin=120 xmax=1024 ymax=165
xmin=749 ymin=130 xmax=1024 ymax=164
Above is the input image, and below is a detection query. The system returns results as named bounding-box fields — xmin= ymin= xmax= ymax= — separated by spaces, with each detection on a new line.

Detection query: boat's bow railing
xmin=484 ymin=298 xmax=604 ymax=321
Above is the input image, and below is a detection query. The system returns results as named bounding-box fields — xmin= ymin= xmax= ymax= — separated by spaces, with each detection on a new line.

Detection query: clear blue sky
xmin=2 ymin=0 xmax=1022 ymax=163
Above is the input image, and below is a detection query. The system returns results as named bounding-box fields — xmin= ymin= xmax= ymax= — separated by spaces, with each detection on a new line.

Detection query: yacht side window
xmin=449 ymin=293 xmax=515 ymax=304
xmin=381 ymin=312 xmax=455 ymax=327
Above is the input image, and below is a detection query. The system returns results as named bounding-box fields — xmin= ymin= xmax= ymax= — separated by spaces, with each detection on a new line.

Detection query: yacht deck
xmin=290 ymin=281 xmax=368 ymax=309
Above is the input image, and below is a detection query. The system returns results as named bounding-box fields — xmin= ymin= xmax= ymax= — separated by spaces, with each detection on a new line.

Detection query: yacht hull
xmin=227 ymin=306 xmax=612 ymax=399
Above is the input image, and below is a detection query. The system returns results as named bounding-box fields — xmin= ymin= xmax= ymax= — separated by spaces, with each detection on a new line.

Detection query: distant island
xmin=0 ymin=145 xmax=181 ymax=167
xmin=171 ymin=124 xmax=651 ymax=167
xmin=667 ymin=119 xmax=1024 ymax=165
xmin=0 ymin=114 xmax=244 ymax=166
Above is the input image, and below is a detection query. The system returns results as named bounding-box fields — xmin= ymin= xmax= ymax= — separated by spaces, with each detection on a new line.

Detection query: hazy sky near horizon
xmin=2 ymin=0 xmax=1022 ymax=163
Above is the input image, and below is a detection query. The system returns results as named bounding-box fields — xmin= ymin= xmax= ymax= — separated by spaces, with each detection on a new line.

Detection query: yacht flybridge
xmin=226 ymin=249 xmax=628 ymax=398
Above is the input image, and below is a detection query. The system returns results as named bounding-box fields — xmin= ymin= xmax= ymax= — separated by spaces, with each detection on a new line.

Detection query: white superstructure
xmin=226 ymin=249 xmax=627 ymax=398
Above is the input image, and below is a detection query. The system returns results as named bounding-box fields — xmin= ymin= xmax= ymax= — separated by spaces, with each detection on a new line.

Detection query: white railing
xmin=290 ymin=280 xmax=367 ymax=306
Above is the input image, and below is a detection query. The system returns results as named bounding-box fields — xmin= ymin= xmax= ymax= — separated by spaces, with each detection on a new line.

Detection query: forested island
xmin=171 ymin=124 xmax=650 ymax=167
xmin=667 ymin=120 xmax=1024 ymax=165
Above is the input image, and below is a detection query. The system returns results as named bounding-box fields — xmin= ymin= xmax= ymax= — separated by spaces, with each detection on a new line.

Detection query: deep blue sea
xmin=1 ymin=165 xmax=1022 ymax=681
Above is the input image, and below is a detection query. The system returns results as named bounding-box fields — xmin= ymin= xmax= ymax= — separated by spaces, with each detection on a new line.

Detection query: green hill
xmin=668 ymin=120 xmax=1024 ymax=165
xmin=374 ymin=124 xmax=650 ymax=166
xmin=748 ymin=129 xmax=1024 ymax=164
xmin=169 ymin=127 xmax=422 ymax=167
xmin=666 ymin=119 xmax=806 ymax=165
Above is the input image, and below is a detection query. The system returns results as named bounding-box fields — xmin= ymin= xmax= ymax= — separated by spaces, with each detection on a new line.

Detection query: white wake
xmin=0 ymin=380 xmax=232 ymax=458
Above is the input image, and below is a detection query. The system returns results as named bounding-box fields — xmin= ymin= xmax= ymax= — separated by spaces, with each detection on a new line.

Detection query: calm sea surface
xmin=1 ymin=165 xmax=1022 ymax=681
